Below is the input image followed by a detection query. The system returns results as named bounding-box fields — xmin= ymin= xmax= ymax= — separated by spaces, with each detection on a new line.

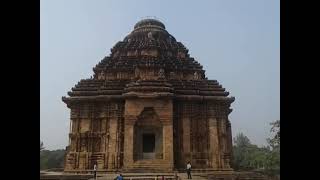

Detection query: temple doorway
xmin=142 ymin=133 xmax=155 ymax=159
xmin=133 ymin=107 xmax=163 ymax=161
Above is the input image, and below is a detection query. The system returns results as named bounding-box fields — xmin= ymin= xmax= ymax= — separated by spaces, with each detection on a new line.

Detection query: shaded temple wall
xmin=173 ymin=100 xmax=232 ymax=170
xmin=65 ymin=101 xmax=125 ymax=171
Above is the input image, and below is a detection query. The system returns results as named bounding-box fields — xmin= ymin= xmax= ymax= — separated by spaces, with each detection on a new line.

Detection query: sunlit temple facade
xmin=62 ymin=19 xmax=235 ymax=173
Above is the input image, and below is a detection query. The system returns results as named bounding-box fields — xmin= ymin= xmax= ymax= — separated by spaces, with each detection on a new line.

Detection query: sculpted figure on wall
xmin=193 ymin=71 xmax=200 ymax=80
xmin=134 ymin=67 xmax=140 ymax=79
xmin=147 ymin=31 xmax=153 ymax=40
xmin=98 ymin=71 xmax=105 ymax=80
xmin=158 ymin=68 xmax=165 ymax=79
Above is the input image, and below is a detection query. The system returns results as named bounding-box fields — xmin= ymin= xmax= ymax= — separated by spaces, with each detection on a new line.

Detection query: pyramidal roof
xmin=62 ymin=18 xmax=234 ymax=105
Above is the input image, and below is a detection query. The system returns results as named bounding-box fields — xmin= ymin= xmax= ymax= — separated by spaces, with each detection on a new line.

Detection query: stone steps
xmin=178 ymin=174 xmax=207 ymax=180
xmin=88 ymin=173 xmax=207 ymax=180
xmin=123 ymin=169 xmax=173 ymax=173
xmin=127 ymin=161 xmax=173 ymax=172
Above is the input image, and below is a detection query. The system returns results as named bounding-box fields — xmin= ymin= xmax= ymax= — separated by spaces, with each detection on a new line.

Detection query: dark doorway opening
xmin=143 ymin=133 xmax=155 ymax=153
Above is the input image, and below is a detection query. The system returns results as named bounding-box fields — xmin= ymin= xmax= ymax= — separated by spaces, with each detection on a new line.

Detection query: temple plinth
xmin=62 ymin=18 xmax=235 ymax=173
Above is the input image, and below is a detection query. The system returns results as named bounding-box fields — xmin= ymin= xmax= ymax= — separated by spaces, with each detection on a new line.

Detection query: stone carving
xmin=147 ymin=32 xmax=153 ymax=39
xmin=134 ymin=67 xmax=140 ymax=79
xmin=158 ymin=68 xmax=165 ymax=79
xmin=194 ymin=71 xmax=199 ymax=80
xmin=99 ymin=71 xmax=105 ymax=80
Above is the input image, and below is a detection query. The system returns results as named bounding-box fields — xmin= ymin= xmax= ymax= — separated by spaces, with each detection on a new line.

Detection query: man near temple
xmin=186 ymin=161 xmax=192 ymax=179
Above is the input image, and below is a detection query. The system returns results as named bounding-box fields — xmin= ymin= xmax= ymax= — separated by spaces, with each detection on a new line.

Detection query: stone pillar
xmin=208 ymin=117 xmax=220 ymax=169
xmin=162 ymin=119 xmax=174 ymax=169
xmin=70 ymin=120 xmax=72 ymax=134
xmin=219 ymin=116 xmax=232 ymax=169
xmin=123 ymin=116 xmax=136 ymax=169
xmin=100 ymin=118 xmax=107 ymax=152
xmin=74 ymin=119 xmax=79 ymax=133
xmin=182 ymin=116 xmax=191 ymax=163
xmin=226 ymin=119 xmax=233 ymax=168
xmin=219 ymin=118 xmax=227 ymax=168
xmin=103 ymin=117 xmax=109 ymax=169
xmin=69 ymin=120 xmax=72 ymax=145
xmin=108 ymin=117 xmax=118 ymax=169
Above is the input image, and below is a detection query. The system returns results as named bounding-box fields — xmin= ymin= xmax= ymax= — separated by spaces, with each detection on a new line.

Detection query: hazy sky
xmin=40 ymin=0 xmax=279 ymax=150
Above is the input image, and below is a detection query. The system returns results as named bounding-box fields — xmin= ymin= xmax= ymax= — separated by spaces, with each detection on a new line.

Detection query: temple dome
xmin=134 ymin=18 xmax=166 ymax=30
xmin=125 ymin=18 xmax=171 ymax=42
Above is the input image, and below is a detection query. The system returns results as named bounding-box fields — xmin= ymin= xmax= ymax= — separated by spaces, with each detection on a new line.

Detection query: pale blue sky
xmin=40 ymin=0 xmax=279 ymax=150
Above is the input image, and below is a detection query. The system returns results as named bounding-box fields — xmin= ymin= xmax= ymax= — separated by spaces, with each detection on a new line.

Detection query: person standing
xmin=174 ymin=172 xmax=178 ymax=180
xmin=186 ymin=161 xmax=192 ymax=179
xmin=93 ymin=163 xmax=97 ymax=180
xmin=115 ymin=173 xmax=123 ymax=180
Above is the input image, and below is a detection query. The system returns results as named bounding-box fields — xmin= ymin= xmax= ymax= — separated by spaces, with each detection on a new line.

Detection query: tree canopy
xmin=40 ymin=149 xmax=65 ymax=170
xmin=232 ymin=120 xmax=280 ymax=176
xmin=267 ymin=120 xmax=280 ymax=149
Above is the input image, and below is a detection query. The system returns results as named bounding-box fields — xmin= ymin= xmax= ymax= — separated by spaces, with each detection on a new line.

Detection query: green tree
xmin=232 ymin=133 xmax=270 ymax=171
xmin=232 ymin=121 xmax=280 ymax=177
xmin=267 ymin=120 xmax=280 ymax=149
xmin=40 ymin=140 xmax=45 ymax=152
xmin=232 ymin=133 xmax=254 ymax=170
xmin=265 ymin=120 xmax=280 ymax=175
xmin=234 ymin=133 xmax=251 ymax=148
xmin=40 ymin=149 xmax=65 ymax=170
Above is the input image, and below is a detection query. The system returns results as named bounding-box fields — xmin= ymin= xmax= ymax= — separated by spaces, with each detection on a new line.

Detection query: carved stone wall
xmin=65 ymin=102 xmax=125 ymax=171
xmin=173 ymin=101 xmax=233 ymax=170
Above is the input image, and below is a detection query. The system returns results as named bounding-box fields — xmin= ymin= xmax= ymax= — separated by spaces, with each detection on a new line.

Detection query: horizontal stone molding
xmin=174 ymin=95 xmax=235 ymax=102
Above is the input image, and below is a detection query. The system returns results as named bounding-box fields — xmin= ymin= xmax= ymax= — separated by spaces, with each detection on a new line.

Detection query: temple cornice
xmin=62 ymin=95 xmax=235 ymax=103
xmin=173 ymin=95 xmax=235 ymax=103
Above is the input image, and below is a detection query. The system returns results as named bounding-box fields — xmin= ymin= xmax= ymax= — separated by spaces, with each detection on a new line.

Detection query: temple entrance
xmin=134 ymin=126 xmax=163 ymax=160
xmin=142 ymin=133 xmax=155 ymax=159
xmin=133 ymin=107 xmax=163 ymax=161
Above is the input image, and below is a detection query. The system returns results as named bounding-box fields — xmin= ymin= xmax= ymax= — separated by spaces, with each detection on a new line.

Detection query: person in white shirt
xmin=186 ymin=161 xmax=192 ymax=179
xmin=93 ymin=163 xmax=97 ymax=179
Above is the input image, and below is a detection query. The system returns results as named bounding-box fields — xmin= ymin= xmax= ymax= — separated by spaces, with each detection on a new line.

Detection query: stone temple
xmin=62 ymin=19 xmax=235 ymax=173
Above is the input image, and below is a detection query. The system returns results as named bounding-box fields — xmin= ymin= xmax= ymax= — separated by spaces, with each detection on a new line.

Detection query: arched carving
xmin=135 ymin=107 xmax=162 ymax=127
